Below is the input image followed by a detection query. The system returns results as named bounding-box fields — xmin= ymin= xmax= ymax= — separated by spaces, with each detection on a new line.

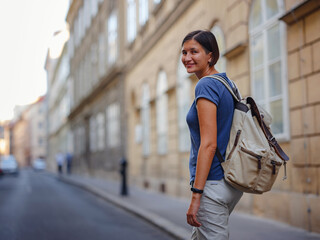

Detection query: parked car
xmin=0 ymin=155 xmax=19 ymax=175
xmin=32 ymin=158 xmax=47 ymax=171
xmin=32 ymin=158 xmax=46 ymax=171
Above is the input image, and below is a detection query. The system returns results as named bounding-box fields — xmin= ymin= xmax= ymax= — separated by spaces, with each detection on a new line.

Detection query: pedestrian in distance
xmin=66 ymin=152 xmax=73 ymax=174
xmin=181 ymin=30 xmax=243 ymax=240
xmin=56 ymin=152 xmax=64 ymax=174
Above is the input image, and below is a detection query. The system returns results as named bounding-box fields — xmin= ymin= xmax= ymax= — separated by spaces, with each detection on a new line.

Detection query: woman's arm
xmin=186 ymin=97 xmax=218 ymax=227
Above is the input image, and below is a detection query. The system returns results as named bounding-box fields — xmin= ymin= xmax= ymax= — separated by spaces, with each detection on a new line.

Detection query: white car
xmin=32 ymin=158 xmax=46 ymax=171
xmin=0 ymin=155 xmax=19 ymax=175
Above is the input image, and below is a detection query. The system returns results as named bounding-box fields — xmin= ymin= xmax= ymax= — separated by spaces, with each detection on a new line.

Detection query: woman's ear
xmin=208 ymin=52 xmax=214 ymax=66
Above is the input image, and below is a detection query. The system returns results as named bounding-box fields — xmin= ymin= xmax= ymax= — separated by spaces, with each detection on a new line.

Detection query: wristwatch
xmin=190 ymin=187 xmax=204 ymax=194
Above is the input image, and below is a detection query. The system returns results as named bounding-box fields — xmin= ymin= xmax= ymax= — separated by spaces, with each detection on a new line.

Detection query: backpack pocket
xmin=254 ymin=154 xmax=282 ymax=193
xmin=225 ymin=138 xmax=267 ymax=191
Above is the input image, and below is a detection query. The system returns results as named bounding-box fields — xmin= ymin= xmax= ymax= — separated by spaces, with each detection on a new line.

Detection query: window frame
xmin=177 ymin=55 xmax=191 ymax=152
xmin=211 ymin=25 xmax=226 ymax=73
xmin=107 ymin=9 xmax=118 ymax=65
xmin=249 ymin=0 xmax=289 ymax=141
xmin=127 ymin=0 xmax=137 ymax=43
xmin=156 ymin=70 xmax=168 ymax=155
xmin=141 ymin=83 xmax=150 ymax=156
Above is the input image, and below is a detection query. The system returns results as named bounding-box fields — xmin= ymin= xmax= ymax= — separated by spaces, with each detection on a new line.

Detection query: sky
xmin=0 ymin=0 xmax=69 ymax=121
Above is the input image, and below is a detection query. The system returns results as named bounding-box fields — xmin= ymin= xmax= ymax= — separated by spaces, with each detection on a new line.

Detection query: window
xmin=106 ymin=102 xmax=120 ymax=147
xmin=89 ymin=116 xmax=97 ymax=152
xmin=84 ymin=0 xmax=90 ymax=30
xmin=141 ymin=83 xmax=150 ymax=156
xmin=38 ymin=137 xmax=43 ymax=146
xmin=156 ymin=70 xmax=168 ymax=154
xmin=249 ymin=0 xmax=289 ymax=140
xmin=98 ymin=33 xmax=105 ymax=77
xmin=177 ymin=56 xmax=191 ymax=152
xmin=127 ymin=0 xmax=136 ymax=42
xmin=76 ymin=126 xmax=86 ymax=155
xmin=91 ymin=0 xmax=98 ymax=18
xmin=91 ymin=42 xmax=98 ymax=85
xmin=139 ymin=0 xmax=149 ymax=26
xmin=211 ymin=26 xmax=226 ymax=73
xmin=68 ymin=33 xmax=74 ymax=59
xmin=96 ymin=113 xmax=105 ymax=151
xmin=108 ymin=10 xmax=118 ymax=64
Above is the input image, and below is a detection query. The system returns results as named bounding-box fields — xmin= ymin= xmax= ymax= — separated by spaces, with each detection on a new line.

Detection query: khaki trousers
xmin=191 ymin=179 xmax=243 ymax=240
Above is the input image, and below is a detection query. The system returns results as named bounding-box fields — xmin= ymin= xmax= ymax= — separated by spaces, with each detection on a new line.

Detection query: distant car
xmin=32 ymin=158 xmax=46 ymax=171
xmin=0 ymin=155 xmax=19 ymax=175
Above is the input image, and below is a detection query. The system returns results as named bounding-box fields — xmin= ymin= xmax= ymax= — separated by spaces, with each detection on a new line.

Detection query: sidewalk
xmin=58 ymin=174 xmax=320 ymax=240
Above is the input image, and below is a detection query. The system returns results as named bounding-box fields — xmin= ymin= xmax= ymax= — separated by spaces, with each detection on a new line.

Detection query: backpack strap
xmin=247 ymin=97 xmax=289 ymax=161
xmin=205 ymin=75 xmax=241 ymax=102
xmin=204 ymin=75 xmax=241 ymax=163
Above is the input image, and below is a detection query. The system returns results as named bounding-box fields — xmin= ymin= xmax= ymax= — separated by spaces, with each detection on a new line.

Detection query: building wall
xmin=126 ymin=0 xmax=320 ymax=233
xmin=11 ymin=114 xmax=30 ymax=167
xmin=66 ymin=0 xmax=126 ymax=180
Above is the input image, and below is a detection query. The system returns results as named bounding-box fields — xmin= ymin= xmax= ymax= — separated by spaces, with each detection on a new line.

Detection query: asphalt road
xmin=0 ymin=169 xmax=175 ymax=240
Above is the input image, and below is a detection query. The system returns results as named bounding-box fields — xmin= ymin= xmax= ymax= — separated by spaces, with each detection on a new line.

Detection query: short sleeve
xmin=195 ymin=77 xmax=222 ymax=107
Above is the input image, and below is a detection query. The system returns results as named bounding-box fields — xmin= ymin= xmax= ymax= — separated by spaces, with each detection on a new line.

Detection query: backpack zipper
xmin=270 ymin=160 xmax=282 ymax=175
xmin=227 ymin=130 xmax=241 ymax=160
xmin=240 ymin=146 xmax=262 ymax=169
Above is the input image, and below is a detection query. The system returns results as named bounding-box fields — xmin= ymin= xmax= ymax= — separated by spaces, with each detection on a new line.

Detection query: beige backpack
xmin=208 ymin=75 xmax=289 ymax=194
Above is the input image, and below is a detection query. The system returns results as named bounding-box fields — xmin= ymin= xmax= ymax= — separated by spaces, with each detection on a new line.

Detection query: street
xmin=0 ymin=169 xmax=175 ymax=240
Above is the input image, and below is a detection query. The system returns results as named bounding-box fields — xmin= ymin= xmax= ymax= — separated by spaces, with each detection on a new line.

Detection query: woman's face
xmin=181 ymin=39 xmax=212 ymax=78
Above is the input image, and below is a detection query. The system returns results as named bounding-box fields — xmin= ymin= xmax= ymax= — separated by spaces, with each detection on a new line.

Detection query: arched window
xmin=139 ymin=0 xmax=149 ymax=26
xmin=108 ymin=9 xmax=118 ymax=64
xmin=127 ymin=0 xmax=136 ymax=43
xmin=141 ymin=83 xmax=150 ymax=156
xmin=156 ymin=70 xmax=168 ymax=155
xmin=96 ymin=112 xmax=105 ymax=151
xmin=177 ymin=56 xmax=191 ymax=152
xmin=89 ymin=115 xmax=97 ymax=152
xmin=249 ymin=0 xmax=289 ymax=140
xmin=211 ymin=25 xmax=226 ymax=73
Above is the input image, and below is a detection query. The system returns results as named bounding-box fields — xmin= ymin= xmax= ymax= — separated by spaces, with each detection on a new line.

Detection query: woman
xmin=182 ymin=30 xmax=243 ymax=239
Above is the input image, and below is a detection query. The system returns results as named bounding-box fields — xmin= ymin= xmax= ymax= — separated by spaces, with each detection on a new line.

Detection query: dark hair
xmin=181 ymin=30 xmax=220 ymax=67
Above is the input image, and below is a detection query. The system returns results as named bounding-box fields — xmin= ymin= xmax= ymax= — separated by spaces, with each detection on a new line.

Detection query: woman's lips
xmin=185 ymin=63 xmax=194 ymax=68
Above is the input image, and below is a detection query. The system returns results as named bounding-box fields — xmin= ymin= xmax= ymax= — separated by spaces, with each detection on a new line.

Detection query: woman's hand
xmin=186 ymin=194 xmax=202 ymax=227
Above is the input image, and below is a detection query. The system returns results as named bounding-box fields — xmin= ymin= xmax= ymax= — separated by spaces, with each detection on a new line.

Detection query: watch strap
xmin=191 ymin=187 xmax=204 ymax=194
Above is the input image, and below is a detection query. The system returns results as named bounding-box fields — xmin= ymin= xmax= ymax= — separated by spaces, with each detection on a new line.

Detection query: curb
xmin=58 ymin=175 xmax=190 ymax=240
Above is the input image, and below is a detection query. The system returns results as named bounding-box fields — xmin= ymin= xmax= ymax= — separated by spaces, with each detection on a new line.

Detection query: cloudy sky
xmin=0 ymin=0 xmax=69 ymax=121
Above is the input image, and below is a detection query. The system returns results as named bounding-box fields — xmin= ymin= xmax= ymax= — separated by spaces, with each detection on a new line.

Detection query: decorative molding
xmin=223 ymin=41 xmax=248 ymax=59
xmin=279 ymin=0 xmax=320 ymax=25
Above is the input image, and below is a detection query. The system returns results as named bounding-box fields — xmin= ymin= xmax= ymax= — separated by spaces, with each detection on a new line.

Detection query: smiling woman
xmin=182 ymin=30 xmax=243 ymax=240
xmin=0 ymin=0 xmax=69 ymax=121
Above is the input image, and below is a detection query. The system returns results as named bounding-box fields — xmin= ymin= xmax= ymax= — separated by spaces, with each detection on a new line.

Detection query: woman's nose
xmin=184 ymin=53 xmax=191 ymax=61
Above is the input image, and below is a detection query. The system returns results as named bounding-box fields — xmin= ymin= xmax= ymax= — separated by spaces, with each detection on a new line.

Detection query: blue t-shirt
xmin=186 ymin=73 xmax=234 ymax=183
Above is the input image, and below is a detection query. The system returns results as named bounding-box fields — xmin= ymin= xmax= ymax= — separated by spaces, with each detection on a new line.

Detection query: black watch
xmin=191 ymin=187 xmax=204 ymax=194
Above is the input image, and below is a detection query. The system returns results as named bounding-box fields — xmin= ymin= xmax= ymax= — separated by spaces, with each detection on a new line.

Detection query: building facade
xmin=66 ymin=0 xmax=127 ymax=179
xmin=45 ymin=29 xmax=73 ymax=172
xmin=124 ymin=0 xmax=320 ymax=233
xmin=59 ymin=0 xmax=320 ymax=233
xmin=10 ymin=97 xmax=47 ymax=167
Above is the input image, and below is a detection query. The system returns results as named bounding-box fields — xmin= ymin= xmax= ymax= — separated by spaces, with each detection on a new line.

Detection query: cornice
xmin=125 ymin=0 xmax=195 ymax=72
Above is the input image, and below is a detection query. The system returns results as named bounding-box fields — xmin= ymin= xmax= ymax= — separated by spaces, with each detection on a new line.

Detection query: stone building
xmin=124 ymin=0 xmax=320 ymax=233
xmin=10 ymin=97 xmax=47 ymax=167
xmin=61 ymin=0 xmax=320 ymax=233
xmin=45 ymin=28 xmax=73 ymax=172
xmin=66 ymin=0 xmax=127 ymax=178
